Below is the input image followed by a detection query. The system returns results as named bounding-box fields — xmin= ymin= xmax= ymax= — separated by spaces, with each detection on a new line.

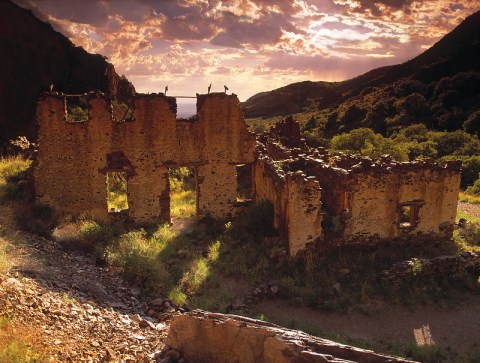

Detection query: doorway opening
xmin=106 ymin=171 xmax=128 ymax=212
xmin=169 ymin=167 xmax=197 ymax=220
xmin=236 ymin=164 xmax=253 ymax=202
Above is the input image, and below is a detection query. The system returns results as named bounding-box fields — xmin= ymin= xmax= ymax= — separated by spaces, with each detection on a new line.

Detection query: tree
xmin=463 ymin=111 xmax=480 ymax=136
xmin=331 ymin=128 xmax=407 ymax=161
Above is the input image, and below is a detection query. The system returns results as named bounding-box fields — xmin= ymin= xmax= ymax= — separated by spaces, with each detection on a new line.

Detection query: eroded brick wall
xmin=34 ymin=92 xmax=255 ymax=223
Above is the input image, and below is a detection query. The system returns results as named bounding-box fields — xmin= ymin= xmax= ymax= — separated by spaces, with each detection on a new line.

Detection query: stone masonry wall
xmin=254 ymin=145 xmax=322 ymax=256
xmin=34 ymin=92 xmax=256 ymax=223
xmin=343 ymin=161 xmax=461 ymax=240
xmin=254 ymin=119 xmax=461 ymax=255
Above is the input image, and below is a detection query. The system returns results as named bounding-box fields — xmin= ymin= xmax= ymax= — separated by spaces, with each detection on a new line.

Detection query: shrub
xmin=466 ymin=177 xmax=480 ymax=196
xmin=105 ymin=227 xmax=172 ymax=290
xmin=331 ymin=128 xmax=408 ymax=161
xmin=239 ymin=200 xmax=275 ymax=238
xmin=458 ymin=221 xmax=480 ymax=247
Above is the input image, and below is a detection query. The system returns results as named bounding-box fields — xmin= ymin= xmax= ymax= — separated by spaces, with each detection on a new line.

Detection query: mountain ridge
xmin=242 ymin=10 xmax=480 ymax=128
xmin=0 ymin=0 xmax=135 ymax=142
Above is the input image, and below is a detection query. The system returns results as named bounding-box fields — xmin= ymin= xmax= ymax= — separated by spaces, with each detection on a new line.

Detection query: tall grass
xmin=105 ymin=227 xmax=172 ymax=290
xmin=459 ymin=191 xmax=480 ymax=204
xmin=169 ymin=167 xmax=196 ymax=218
xmin=0 ymin=156 xmax=31 ymax=202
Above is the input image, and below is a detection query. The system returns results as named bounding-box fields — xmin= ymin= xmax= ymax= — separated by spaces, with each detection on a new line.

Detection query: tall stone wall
xmin=254 ymin=146 xmax=323 ymax=256
xmin=33 ymin=92 xmax=256 ymax=223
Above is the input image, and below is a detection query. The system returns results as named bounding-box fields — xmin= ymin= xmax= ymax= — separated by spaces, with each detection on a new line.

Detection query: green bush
xmin=466 ymin=177 xmax=480 ymax=196
xmin=240 ymin=200 xmax=275 ymax=238
xmin=458 ymin=221 xmax=480 ymax=246
xmin=331 ymin=128 xmax=408 ymax=161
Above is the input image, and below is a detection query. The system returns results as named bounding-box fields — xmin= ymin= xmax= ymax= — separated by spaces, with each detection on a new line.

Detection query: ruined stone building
xmin=34 ymin=94 xmax=461 ymax=256
xmin=255 ymin=118 xmax=461 ymax=255
xmin=34 ymin=92 xmax=255 ymax=224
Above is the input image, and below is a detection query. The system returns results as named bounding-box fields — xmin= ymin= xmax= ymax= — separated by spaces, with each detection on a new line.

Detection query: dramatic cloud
xmin=12 ymin=0 xmax=480 ymax=101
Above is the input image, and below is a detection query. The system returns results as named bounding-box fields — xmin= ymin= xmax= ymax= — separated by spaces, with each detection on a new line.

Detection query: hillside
xmin=242 ymin=11 xmax=480 ymax=136
xmin=0 ymin=0 xmax=135 ymax=142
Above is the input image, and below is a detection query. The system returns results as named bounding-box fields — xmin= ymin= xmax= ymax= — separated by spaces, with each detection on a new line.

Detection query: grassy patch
xmin=402 ymin=344 xmax=445 ymax=363
xmin=459 ymin=192 xmax=480 ymax=204
xmin=0 ymin=156 xmax=31 ymax=202
xmin=0 ymin=314 xmax=47 ymax=363
xmin=0 ymin=239 xmax=11 ymax=273
xmin=169 ymin=167 xmax=196 ymax=218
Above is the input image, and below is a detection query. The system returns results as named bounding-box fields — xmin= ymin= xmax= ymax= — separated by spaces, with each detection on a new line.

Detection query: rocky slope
xmin=0 ymin=0 xmax=135 ymax=143
xmin=1 ymin=231 xmax=168 ymax=362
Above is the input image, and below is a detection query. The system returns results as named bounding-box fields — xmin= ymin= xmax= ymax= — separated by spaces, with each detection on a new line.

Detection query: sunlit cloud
xmin=12 ymin=0 xmax=480 ymax=101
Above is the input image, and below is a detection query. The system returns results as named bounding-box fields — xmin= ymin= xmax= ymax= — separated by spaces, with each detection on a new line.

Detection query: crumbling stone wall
xmin=254 ymin=143 xmax=322 ymax=256
xmin=343 ymin=160 xmax=461 ymax=240
xmin=34 ymin=92 xmax=255 ymax=223
xmin=254 ymin=119 xmax=461 ymax=256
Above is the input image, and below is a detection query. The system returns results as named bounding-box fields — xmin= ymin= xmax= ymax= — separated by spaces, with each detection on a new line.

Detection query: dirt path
xmin=255 ymin=299 xmax=480 ymax=361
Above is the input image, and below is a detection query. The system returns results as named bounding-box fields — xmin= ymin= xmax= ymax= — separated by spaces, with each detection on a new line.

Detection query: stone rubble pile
xmin=0 ymin=232 xmax=168 ymax=362
xmin=227 ymin=279 xmax=280 ymax=312
xmin=381 ymin=251 xmax=480 ymax=285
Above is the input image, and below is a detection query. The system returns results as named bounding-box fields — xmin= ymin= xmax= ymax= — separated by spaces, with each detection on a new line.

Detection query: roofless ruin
xmin=33 ymin=91 xmax=461 ymax=256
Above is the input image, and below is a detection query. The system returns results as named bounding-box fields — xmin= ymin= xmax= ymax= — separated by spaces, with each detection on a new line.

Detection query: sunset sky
xmin=13 ymin=0 xmax=480 ymax=102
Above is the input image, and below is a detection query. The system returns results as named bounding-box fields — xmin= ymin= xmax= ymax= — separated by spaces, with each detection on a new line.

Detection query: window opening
xmin=398 ymin=201 xmax=423 ymax=229
xmin=169 ymin=167 xmax=197 ymax=220
xmin=176 ymin=99 xmax=196 ymax=121
xmin=65 ymin=96 xmax=89 ymax=123
xmin=112 ymin=99 xmax=135 ymax=122
xmin=107 ymin=171 xmax=128 ymax=212
xmin=236 ymin=164 xmax=253 ymax=202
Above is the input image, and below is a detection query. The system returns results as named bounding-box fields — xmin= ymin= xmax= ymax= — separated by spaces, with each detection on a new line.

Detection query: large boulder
xmin=167 ymin=310 xmax=416 ymax=363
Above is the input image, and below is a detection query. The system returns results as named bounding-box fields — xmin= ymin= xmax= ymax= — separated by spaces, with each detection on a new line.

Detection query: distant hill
xmin=0 ymin=0 xmax=135 ymax=142
xmin=242 ymin=11 xmax=480 ymax=136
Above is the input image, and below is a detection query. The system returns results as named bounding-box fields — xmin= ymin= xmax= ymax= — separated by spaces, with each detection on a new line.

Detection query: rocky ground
xmin=458 ymin=201 xmax=480 ymax=218
xmin=0 ymin=231 xmax=171 ymax=362
xmin=1 ymin=202 xmax=479 ymax=362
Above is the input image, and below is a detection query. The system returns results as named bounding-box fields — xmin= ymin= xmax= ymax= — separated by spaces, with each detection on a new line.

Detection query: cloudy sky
xmin=13 ymin=0 xmax=480 ymax=102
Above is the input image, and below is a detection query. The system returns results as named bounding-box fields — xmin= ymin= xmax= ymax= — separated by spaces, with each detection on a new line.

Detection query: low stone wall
xmin=381 ymin=251 xmax=480 ymax=285
xmin=166 ymin=310 xmax=416 ymax=363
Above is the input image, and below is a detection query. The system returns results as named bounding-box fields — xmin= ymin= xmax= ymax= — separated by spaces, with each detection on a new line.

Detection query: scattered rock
xmin=131 ymin=284 xmax=142 ymax=296
xmin=0 ymin=230 xmax=169 ymax=362
xmin=333 ymin=282 xmax=341 ymax=296
xmin=5 ymin=277 xmax=22 ymax=286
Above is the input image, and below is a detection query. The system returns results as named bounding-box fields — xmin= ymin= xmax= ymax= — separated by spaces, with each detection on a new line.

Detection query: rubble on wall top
xmin=261 ymin=117 xmax=463 ymax=177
